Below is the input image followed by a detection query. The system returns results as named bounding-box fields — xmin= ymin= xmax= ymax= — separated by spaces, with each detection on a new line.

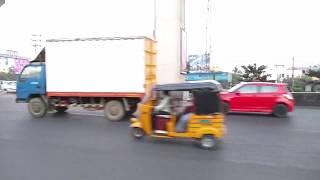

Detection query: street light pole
xmin=292 ymin=56 xmax=295 ymax=91
xmin=153 ymin=0 xmax=157 ymax=40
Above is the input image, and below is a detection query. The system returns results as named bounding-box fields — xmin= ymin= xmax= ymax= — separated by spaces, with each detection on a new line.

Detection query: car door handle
xmin=36 ymin=85 xmax=41 ymax=88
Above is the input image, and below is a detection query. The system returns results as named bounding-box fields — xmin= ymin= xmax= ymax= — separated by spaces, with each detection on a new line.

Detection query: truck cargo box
xmin=45 ymin=37 xmax=156 ymax=97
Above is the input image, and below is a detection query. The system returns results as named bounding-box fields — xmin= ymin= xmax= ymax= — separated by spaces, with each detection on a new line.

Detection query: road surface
xmin=1 ymin=94 xmax=320 ymax=180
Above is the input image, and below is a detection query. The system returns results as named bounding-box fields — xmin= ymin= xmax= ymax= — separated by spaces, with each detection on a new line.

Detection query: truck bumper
xmin=16 ymin=98 xmax=27 ymax=103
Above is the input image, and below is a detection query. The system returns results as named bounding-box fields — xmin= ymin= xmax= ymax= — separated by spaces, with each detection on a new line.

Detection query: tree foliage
xmin=0 ymin=66 xmax=17 ymax=81
xmin=234 ymin=63 xmax=271 ymax=82
xmin=304 ymin=65 xmax=320 ymax=79
xmin=231 ymin=67 xmax=243 ymax=85
xmin=283 ymin=75 xmax=313 ymax=92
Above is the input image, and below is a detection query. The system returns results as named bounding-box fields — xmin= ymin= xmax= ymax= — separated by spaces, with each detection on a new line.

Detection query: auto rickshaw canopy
xmin=153 ymin=81 xmax=222 ymax=92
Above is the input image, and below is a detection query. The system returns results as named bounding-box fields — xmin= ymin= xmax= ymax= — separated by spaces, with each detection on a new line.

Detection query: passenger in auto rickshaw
xmin=176 ymin=98 xmax=194 ymax=132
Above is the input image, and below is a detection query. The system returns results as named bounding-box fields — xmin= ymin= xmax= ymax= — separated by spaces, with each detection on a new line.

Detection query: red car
xmin=220 ymin=82 xmax=294 ymax=117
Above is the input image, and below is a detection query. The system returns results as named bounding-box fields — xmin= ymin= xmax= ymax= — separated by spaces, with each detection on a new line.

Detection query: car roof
xmin=154 ymin=81 xmax=222 ymax=92
xmin=240 ymin=82 xmax=287 ymax=86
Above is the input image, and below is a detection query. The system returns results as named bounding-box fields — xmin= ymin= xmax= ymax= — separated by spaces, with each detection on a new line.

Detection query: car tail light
xmin=283 ymin=94 xmax=293 ymax=100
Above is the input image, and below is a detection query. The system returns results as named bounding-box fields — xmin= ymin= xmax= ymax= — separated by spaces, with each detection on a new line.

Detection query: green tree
xmin=239 ymin=63 xmax=271 ymax=82
xmin=304 ymin=65 xmax=320 ymax=79
xmin=283 ymin=75 xmax=312 ymax=92
xmin=231 ymin=67 xmax=243 ymax=86
xmin=0 ymin=66 xmax=17 ymax=81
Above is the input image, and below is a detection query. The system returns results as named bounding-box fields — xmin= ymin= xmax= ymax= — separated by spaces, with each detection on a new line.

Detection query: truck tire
xmin=55 ymin=106 xmax=68 ymax=113
xmin=272 ymin=104 xmax=288 ymax=118
xmin=104 ymin=100 xmax=125 ymax=121
xmin=28 ymin=97 xmax=48 ymax=118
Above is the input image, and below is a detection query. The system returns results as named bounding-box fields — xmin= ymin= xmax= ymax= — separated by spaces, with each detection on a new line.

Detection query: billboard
xmin=187 ymin=53 xmax=210 ymax=73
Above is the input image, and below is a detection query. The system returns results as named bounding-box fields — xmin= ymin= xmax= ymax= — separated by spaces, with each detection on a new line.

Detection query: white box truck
xmin=16 ymin=36 xmax=156 ymax=121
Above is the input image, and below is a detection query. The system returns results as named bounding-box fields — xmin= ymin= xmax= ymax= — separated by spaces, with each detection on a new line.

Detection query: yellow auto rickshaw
xmin=130 ymin=81 xmax=226 ymax=149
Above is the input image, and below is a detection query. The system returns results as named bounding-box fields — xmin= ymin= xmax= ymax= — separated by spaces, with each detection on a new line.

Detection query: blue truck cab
xmin=16 ymin=62 xmax=46 ymax=102
xmin=16 ymin=48 xmax=49 ymax=118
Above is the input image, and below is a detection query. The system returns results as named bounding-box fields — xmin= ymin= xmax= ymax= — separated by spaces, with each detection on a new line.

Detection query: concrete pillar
xmin=155 ymin=0 xmax=185 ymax=84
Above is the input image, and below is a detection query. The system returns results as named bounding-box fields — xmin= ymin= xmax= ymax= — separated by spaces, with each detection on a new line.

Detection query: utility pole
xmin=153 ymin=0 xmax=157 ymax=40
xmin=292 ymin=56 xmax=295 ymax=91
xmin=274 ymin=64 xmax=285 ymax=83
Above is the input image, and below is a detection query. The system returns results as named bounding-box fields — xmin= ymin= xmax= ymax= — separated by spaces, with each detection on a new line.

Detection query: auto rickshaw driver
xmin=153 ymin=91 xmax=171 ymax=115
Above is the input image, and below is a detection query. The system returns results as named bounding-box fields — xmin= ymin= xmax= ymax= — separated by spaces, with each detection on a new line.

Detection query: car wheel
xmin=131 ymin=128 xmax=145 ymax=139
xmin=104 ymin=100 xmax=125 ymax=121
xmin=199 ymin=135 xmax=217 ymax=150
xmin=273 ymin=104 xmax=288 ymax=118
xmin=222 ymin=102 xmax=230 ymax=114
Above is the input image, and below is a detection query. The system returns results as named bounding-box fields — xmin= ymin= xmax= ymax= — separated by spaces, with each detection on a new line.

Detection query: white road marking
xmin=69 ymin=112 xmax=104 ymax=117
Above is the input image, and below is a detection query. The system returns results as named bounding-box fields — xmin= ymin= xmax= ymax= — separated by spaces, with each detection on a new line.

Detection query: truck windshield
xmin=19 ymin=66 xmax=41 ymax=81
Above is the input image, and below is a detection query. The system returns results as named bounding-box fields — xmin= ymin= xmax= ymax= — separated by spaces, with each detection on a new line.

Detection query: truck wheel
xmin=55 ymin=106 xmax=68 ymax=113
xmin=104 ymin=100 xmax=125 ymax=121
xmin=273 ymin=104 xmax=288 ymax=118
xmin=199 ymin=135 xmax=217 ymax=150
xmin=28 ymin=97 xmax=48 ymax=118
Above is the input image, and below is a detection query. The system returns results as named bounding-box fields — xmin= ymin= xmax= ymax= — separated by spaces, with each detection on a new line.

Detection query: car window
xmin=260 ymin=85 xmax=278 ymax=93
xmin=238 ymin=85 xmax=258 ymax=93
xmin=228 ymin=83 xmax=243 ymax=92
xmin=20 ymin=66 xmax=41 ymax=80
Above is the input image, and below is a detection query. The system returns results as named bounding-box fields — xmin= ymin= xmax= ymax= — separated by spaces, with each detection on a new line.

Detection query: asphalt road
xmin=1 ymin=93 xmax=320 ymax=180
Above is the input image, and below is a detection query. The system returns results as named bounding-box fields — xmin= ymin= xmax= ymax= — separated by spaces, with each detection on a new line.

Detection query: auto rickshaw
xmin=130 ymin=81 xmax=226 ymax=149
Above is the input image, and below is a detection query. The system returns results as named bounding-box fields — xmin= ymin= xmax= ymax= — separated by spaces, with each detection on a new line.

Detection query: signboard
xmin=185 ymin=73 xmax=213 ymax=81
xmin=187 ymin=53 xmax=210 ymax=73
xmin=186 ymin=72 xmax=231 ymax=82
xmin=214 ymin=72 xmax=231 ymax=82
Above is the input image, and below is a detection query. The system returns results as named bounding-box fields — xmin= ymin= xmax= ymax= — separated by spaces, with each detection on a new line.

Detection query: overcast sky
xmin=0 ymin=0 xmax=319 ymax=71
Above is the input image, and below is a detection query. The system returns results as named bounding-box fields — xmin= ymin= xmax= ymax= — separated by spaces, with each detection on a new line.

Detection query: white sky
xmin=0 ymin=0 xmax=320 ymax=71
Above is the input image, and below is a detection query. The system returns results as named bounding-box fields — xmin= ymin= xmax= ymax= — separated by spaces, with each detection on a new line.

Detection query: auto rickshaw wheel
xmin=131 ymin=128 xmax=145 ymax=139
xmin=199 ymin=135 xmax=217 ymax=150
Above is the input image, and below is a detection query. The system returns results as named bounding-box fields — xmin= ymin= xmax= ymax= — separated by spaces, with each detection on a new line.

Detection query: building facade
xmin=0 ymin=51 xmax=30 ymax=74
